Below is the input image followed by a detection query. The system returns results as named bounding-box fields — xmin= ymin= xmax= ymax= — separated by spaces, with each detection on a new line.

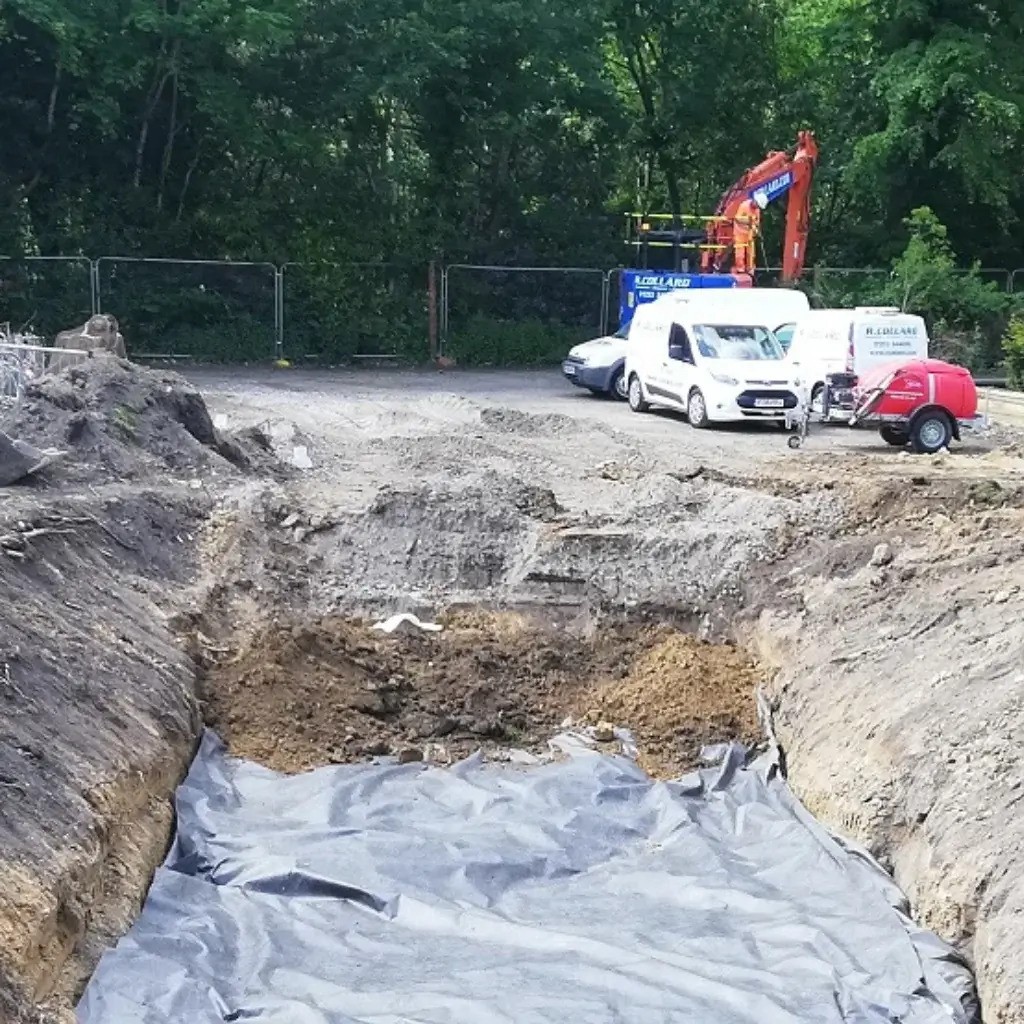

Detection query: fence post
xmin=439 ymin=265 xmax=449 ymax=357
xmin=90 ymin=260 xmax=101 ymax=315
xmin=274 ymin=267 xmax=284 ymax=359
xmin=600 ymin=272 xmax=610 ymax=336
xmin=427 ymin=261 xmax=439 ymax=360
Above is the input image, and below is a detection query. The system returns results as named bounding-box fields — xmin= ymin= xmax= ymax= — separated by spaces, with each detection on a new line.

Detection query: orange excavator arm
xmin=700 ymin=131 xmax=819 ymax=282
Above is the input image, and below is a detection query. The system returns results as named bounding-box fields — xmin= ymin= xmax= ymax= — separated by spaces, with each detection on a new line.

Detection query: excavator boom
xmin=700 ymin=131 xmax=819 ymax=282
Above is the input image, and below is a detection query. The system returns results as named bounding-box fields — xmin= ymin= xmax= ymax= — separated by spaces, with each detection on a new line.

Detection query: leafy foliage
xmin=883 ymin=207 xmax=1010 ymax=370
xmin=0 ymin=0 xmax=1023 ymax=362
xmin=1003 ymin=316 xmax=1024 ymax=389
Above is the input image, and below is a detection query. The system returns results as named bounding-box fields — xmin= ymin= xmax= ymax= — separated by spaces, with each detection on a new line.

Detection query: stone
xmin=51 ymin=314 xmax=127 ymax=372
xmin=870 ymin=543 xmax=894 ymax=567
xmin=593 ymin=721 xmax=616 ymax=743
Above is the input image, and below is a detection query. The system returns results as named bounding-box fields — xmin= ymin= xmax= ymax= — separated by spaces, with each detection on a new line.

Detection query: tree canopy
xmin=2 ymin=0 xmax=1021 ymax=270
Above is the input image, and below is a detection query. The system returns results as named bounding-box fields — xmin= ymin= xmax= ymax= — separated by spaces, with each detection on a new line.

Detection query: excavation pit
xmin=8 ymin=359 xmax=1023 ymax=1022
xmin=195 ymin=610 xmax=765 ymax=779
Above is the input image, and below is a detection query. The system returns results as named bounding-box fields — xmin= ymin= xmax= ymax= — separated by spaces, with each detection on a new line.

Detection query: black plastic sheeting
xmin=78 ymin=731 xmax=978 ymax=1024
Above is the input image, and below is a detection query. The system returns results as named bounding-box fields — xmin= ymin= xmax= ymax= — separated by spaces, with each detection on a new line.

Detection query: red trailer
xmin=788 ymin=358 xmax=980 ymax=454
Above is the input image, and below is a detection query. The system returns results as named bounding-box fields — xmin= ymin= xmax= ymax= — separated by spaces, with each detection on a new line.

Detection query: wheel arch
xmin=910 ymin=403 xmax=959 ymax=440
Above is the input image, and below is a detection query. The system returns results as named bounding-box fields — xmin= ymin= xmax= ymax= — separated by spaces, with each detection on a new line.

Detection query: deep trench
xmin=3 ymin=452 xmax=1005 ymax=1024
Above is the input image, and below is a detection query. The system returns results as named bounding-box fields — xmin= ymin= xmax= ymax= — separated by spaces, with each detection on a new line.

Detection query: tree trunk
xmin=157 ymin=70 xmax=180 ymax=210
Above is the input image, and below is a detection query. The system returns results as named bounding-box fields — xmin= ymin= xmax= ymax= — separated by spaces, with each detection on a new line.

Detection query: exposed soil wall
xmin=0 ymin=491 xmax=202 ymax=1023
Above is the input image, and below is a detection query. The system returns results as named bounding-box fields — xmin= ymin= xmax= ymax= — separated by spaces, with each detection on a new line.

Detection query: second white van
xmin=624 ymin=299 xmax=799 ymax=427
xmin=785 ymin=307 xmax=929 ymax=413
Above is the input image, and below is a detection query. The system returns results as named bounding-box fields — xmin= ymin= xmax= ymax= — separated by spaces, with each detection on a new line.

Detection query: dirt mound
xmin=196 ymin=612 xmax=763 ymax=776
xmin=1 ymin=358 xmax=279 ymax=484
xmin=580 ymin=633 xmax=763 ymax=777
xmin=478 ymin=407 xmax=583 ymax=436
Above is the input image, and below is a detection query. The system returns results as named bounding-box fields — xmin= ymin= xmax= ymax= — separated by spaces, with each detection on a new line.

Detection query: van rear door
xmin=852 ymin=315 xmax=929 ymax=376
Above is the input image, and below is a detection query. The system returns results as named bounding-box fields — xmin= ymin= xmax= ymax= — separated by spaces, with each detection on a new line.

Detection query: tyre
xmin=810 ymin=383 xmax=824 ymax=415
xmin=909 ymin=410 xmax=953 ymax=454
xmin=627 ymin=375 xmax=649 ymax=413
xmin=880 ymin=425 xmax=909 ymax=448
xmin=609 ymin=367 xmax=628 ymax=401
xmin=687 ymin=388 xmax=709 ymax=429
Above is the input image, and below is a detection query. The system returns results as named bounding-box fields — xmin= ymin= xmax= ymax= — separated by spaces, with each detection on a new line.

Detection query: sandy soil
xmin=198 ymin=612 xmax=761 ymax=778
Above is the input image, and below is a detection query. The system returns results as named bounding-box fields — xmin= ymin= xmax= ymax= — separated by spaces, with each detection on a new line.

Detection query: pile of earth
xmin=195 ymin=611 xmax=763 ymax=776
xmin=0 ymin=358 xmax=282 ymax=485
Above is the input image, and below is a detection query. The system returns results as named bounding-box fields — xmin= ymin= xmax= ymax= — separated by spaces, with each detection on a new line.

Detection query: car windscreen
xmin=694 ymin=324 xmax=784 ymax=361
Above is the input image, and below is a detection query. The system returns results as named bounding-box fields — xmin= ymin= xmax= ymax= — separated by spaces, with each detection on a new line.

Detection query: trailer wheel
xmin=909 ymin=410 xmax=953 ymax=454
xmin=880 ymin=426 xmax=909 ymax=447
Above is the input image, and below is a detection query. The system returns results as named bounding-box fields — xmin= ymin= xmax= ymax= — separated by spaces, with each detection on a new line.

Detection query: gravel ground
xmin=185 ymin=364 xmax=1024 ymax=1024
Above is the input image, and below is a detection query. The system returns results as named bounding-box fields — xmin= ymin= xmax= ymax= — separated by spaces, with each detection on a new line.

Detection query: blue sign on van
xmin=619 ymin=270 xmax=737 ymax=327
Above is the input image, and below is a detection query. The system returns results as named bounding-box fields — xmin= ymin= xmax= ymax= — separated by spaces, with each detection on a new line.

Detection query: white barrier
xmin=0 ymin=339 xmax=92 ymax=407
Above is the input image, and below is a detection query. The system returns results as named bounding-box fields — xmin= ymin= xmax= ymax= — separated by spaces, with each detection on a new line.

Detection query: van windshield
xmin=693 ymin=324 xmax=784 ymax=361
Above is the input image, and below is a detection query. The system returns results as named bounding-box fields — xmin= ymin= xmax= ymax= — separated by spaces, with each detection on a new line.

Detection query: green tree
xmin=886 ymin=207 xmax=1009 ymax=370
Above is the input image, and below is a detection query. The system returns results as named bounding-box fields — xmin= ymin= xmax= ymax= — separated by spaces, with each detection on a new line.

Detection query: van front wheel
xmin=627 ymin=375 xmax=649 ymax=413
xmin=687 ymin=388 xmax=709 ymax=429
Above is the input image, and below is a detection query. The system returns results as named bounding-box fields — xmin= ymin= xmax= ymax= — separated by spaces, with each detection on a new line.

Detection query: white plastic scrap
xmin=291 ymin=445 xmax=313 ymax=470
xmin=371 ymin=613 xmax=443 ymax=635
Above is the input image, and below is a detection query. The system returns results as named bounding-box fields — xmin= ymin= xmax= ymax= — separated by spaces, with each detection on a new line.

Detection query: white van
xmin=562 ymin=287 xmax=809 ymax=400
xmin=624 ymin=300 xmax=798 ymax=427
xmin=784 ymin=307 xmax=929 ymax=413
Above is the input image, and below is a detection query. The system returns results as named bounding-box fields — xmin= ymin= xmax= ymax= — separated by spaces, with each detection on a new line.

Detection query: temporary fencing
xmin=1 ymin=255 xmax=1022 ymax=364
xmin=282 ymin=262 xmax=427 ymax=362
xmin=441 ymin=265 xmax=606 ymax=363
xmin=0 ymin=335 xmax=91 ymax=409
xmin=96 ymin=258 xmax=278 ymax=361
xmin=0 ymin=257 xmax=94 ymax=338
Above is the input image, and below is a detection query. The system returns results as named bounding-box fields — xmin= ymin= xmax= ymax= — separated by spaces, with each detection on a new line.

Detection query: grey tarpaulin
xmin=78 ymin=731 xmax=978 ymax=1024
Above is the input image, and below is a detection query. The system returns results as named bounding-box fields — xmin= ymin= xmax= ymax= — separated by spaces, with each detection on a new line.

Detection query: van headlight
xmin=710 ymin=372 xmax=739 ymax=386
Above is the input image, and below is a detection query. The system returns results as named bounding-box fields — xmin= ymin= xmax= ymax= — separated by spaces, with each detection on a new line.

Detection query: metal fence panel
xmin=282 ymin=262 xmax=427 ymax=362
xmin=804 ymin=267 xmax=893 ymax=309
xmin=96 ymin=258 xmax=277 ymax=361
xmin=0 ymin=339 xmax=92 ymax=409
xmin=443 ymin=266 xmax=605 ymax=363
xmin=959 ymin=269 xmax=1012 ymax=293
xmin=0 ymin=257 xmax=94 ymax=337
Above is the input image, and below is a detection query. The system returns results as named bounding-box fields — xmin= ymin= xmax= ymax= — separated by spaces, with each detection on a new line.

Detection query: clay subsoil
xmin=2 ymin=360 xmax=1024 ymax=1023
xmin=198 ymin=612 xmax=761 ymax=777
